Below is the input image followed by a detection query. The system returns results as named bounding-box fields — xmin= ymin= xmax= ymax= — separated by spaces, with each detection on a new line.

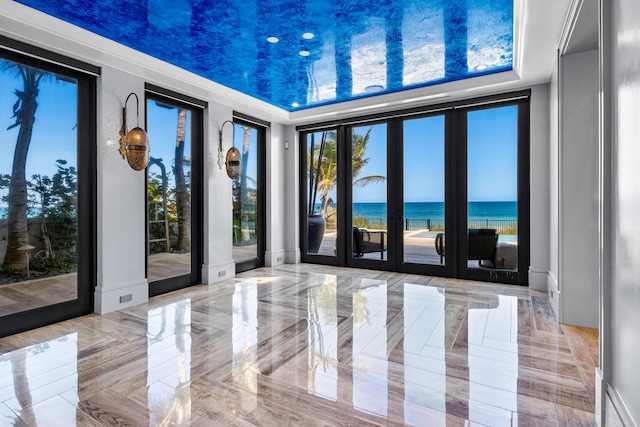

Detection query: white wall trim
xmin=607 ymin=384 xmax=638 ymax=427
xmin=528 ymin=268 xmax=549 ymax=291
xmin=284 ymin=248 xmax=301 ymax=264
xmin=265 ymin=250 xmax=286 ymax=267
xmin=595 ymin=368 xmax=603 ymax=426
xmin=94 ymin=279 xmax=148 ymax=314
xmin=202 ymin=261 xmax=236 ymax=284
xmin=547 ymin=271 xmax=560 ymax=319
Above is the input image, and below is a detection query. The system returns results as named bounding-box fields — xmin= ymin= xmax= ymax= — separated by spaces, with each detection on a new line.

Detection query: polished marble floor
xmin=0 ymin=264 xmax=598 ymax=426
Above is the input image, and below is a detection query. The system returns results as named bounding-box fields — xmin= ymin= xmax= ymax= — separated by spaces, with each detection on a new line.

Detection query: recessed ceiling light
xmin=299 ymin=50 xmax=310 ymax=57
xmin=364 ymin=85 xmax=385 ymax=93
xmin=475 ymin=64 xmax=488 ymax=71
xmin=302 ymin=32 xmax=314 ymax=39
xmin=291 ymin=102 xmax=300 ymax=107
xmin=267 ymin=36 xmax=279 ymax=43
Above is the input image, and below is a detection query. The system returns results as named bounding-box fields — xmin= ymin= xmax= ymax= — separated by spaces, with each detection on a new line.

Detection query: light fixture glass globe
xmin=126 ymin=127 xmax=150 ymax=171
xmin=225 ymin=147 xmax=241 ymax=179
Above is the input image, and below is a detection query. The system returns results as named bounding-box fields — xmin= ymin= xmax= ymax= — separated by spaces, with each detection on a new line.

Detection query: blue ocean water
xmin=352 ymin=201 xmax=517 ymax=220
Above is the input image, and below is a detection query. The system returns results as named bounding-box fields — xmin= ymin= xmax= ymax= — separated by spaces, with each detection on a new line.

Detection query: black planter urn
xmin=307 ymin=214 xmax=326 ymax=254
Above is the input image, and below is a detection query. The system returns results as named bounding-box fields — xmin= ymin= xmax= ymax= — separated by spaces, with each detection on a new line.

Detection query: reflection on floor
xmin=0 ymin=273 xmax=77 ymax=316
xmin=0 ymin=264 xmax=598 ymax=426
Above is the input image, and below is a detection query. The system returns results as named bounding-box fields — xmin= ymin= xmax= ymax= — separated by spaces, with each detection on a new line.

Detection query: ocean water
xmin=352 ymin=201 xmax=517 ymax=221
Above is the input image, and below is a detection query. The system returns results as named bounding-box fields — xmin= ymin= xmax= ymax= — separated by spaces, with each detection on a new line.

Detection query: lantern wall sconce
xmin=218 ymin=120 xmax=241 ymax=179
xmin=119 ymin=92 xmax=150 ymax=171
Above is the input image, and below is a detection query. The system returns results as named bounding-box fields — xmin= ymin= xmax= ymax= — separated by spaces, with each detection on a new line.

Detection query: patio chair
xmin=353 ymin=227 xmax=387 ymax=259
xmin=433 ymin=228 xmax=498 ymax=267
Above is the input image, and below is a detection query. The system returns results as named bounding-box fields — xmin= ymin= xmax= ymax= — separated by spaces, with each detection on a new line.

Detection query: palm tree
xmin=1 ymin=61 xmax=52 ymax=271
xmin=240 ymin=126 xmax=251 ymax=229
xmin=309 ymin=127 xmax=386 ymax=217
xmin=174 ymin=108 xmax=190 ymax=252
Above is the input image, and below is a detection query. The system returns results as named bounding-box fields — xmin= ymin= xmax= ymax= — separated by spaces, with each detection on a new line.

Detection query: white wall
xmin=604 ymin=0 xmax=640 ymax=424
xmin=95 ymin=68 xmax=149 ymax=313
xmin=264 ymin=122 xmax=287 ymax=267
xmin=283 ymin=125 xmax=300 ymax=264
xmin=549 ymin=56 xmax=560 ymax=311
xmin=558 ymin=48 xmax=600 ymax=328
xmin=529 ymin=84 xmax=552 ymax=291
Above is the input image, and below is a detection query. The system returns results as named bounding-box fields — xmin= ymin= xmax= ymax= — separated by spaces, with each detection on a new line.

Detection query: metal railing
xmin=358 ymin=217 xmax=517 ymax=234
xmin=404 ymin=218 xmax=517 ymax=234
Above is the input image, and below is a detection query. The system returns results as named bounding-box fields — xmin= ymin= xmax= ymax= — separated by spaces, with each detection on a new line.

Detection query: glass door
xmin=348 ymin=123 xmax=394 ymax=270
xmin=146 ymin=94 xmax=202 ymax=296
xmin=303 ymin=129 xmax=340 ymax=263
xmin=0 ymin=46 xmax=95 ymax=337
xmin=400 ymin=114 xmax=448 ymax=273
xmin=458 ymin=102 xmax=529 ymax=284
xmin=232 ymin=120 xmax=265 ymax=273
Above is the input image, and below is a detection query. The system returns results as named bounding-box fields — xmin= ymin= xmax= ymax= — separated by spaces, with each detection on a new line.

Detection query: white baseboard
xmin=595 ymin=368 xmax=603 ymax=427
xmin=201 ymin=260 xmax=236 ymax=284
xmin=265 ymin=250 xmax=286 ymax=267
xmin=606 ymin=384 xmax=637 ymax=427
xmin=547 ymin=271 xmax=560 ymax=320
xmin=284 ymin=248 xmax=300 ymax=264
xmin=528 ymin=268 xmax=549 ymax=291
xmin=94 ymin=278 xmax=148 ymax=314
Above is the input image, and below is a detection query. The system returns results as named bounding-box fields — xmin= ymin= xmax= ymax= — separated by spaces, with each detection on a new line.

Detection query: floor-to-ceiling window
xmin=231 ymin=114 xmax=266 ymax=273
xmin=300 ymin=92 xmax=529 ymax=285
xmin=0 ymin=38 xmax=97 ymax=337
xmin=145 ymin=85 xmax=204 ymax=297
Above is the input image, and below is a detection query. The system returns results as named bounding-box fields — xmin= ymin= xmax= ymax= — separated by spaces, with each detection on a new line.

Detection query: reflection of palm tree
xmin=174 ymin=108 xmax=190 ymax=252
xmin=309 ymin=127 xmax=386 ymax=216
xmin=1 ymin=62 xmax=53 ymax=270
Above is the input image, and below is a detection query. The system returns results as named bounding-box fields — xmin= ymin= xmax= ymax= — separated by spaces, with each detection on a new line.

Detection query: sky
xmin=2 ymin=62 xmax=514 ymax=213
xmin=1 ymin=65 xmax=258 ymax=210
xmin=0 ymin=69 xmax=78 ymax=209
xmin=313 ymin=104 xmax=518 ymax=205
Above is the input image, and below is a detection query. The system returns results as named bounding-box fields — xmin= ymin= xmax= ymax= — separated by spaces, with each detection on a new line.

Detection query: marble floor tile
xmin=0 ymin=264 xmax=598 ymax=426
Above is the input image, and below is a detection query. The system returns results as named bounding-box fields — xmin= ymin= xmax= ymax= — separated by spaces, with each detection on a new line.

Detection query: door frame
xmin=455 ymin=99 xmax=530 ymax=285
xmin=233 ymin=116 xmax=266 ymax=274
xmin=145 ymin=86 xmax=205 ymax=297
xmin=298 ymin=90 xmax=530 ymax=286
xmin=0 ymin=38 xmax=98 ymax=337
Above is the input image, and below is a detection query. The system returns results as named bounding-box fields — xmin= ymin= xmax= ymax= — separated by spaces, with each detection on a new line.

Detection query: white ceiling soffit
xmin=291 ymin=0 xmax=574 ymax=125
xmin=561 ymin=0 xmax=599 ymax=56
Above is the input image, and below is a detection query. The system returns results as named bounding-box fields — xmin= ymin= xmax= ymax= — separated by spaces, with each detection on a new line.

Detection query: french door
xmin=301 ymin=92 xmax=529 ymax=285
xmin=145 ymin=87 xmax=204 ymax=297
xmin=0 ymin=39 xmax=97 ymax=337
xmin=231 ymin=117 xmax=266 ymax=274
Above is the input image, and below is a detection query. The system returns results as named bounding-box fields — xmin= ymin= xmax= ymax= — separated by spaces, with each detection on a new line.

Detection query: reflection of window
xmin=146 ymin=300 xmax=194 ymax=424
xmin=307 ymin=274 xmax=338 ymax=400
xmin=352 ymin=279 xmax=388 ymax=416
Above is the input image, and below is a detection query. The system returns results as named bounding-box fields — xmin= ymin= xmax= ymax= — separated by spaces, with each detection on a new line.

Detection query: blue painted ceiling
xmin=16 ymin=0 xmax=513 ymax=111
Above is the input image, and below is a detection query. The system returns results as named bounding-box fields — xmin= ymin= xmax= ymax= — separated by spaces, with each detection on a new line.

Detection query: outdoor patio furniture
xmin=468 ymin=228 xmax=498 ymax=267
xmin=353 ymin=227 xmax=387 ymax=259
xmin=434 ymin=228 xmax=498 ymax=267
xmin=435 ymin=232 xmax=445 ymax=264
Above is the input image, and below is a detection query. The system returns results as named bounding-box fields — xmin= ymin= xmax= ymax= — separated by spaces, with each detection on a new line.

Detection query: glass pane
xmin=351 ymin=124 xmax=387 ymax=261
xmin=467 ymin=106 xmax=518 ymax=271
xmin=306 ymin=130 xmax=338 ymax=257
xmin=146 ymin=101 xmax=192 ymax=281
xmin=232 ymin=124 xmax=258 ymax=262
xmin=0 ymin=59 xmax=79 ymax=315
xmin=403 ymin=116 xmax=445 ymax=265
